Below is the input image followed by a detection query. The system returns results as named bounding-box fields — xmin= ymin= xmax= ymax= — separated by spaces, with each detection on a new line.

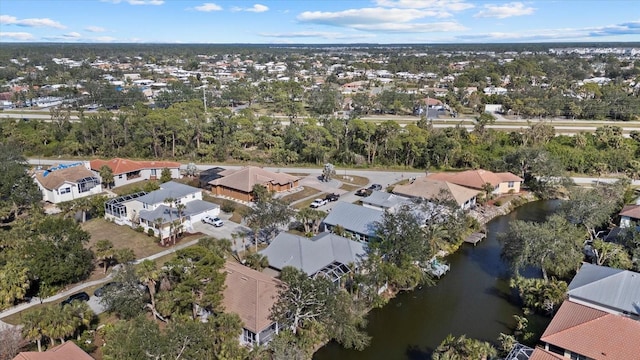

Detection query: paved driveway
xmin=190 ymin=216 xmax=252 ymax=253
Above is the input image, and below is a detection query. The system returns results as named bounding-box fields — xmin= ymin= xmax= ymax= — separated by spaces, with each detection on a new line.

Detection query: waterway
xmin=314 ymin=200 xmax=560 ymax=360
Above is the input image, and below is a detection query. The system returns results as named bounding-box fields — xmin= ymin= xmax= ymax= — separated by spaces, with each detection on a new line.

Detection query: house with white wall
xmin=105 ymin=181 xmax=219 ymax=240
xmin=33 ymin=162 xmax=102 ymax=204
xmin=90 ymin=158 xmax=181 ymax=188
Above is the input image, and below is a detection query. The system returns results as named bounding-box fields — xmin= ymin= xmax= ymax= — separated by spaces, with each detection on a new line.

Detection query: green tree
xmin=0 ymin=142 xmax=41 ymax=226
xmin=136 ymin=259 xmax=163 ymax=321
xmin=510 ymin=276 xmax=568 ymax=314
xmin=591 ymin=239 xmax=633 ymax=269
xmin=244 ymin=252 xmax=269 ymax=271
xmin=295 ymin=207 xmax=325 ymax=235
xmin=22 ymin=307 xmax=47 ymax=352
xmin=500 ymin=214 xmax=584 ymax=281
xmin=160 ymin=167 xmax=172 ymax=183
xmin=99 ymin=165 xmax=114 ymax=189
xmin=432 ymin=334 xmax=497 ymax=360
xmin=0 ymin=260 xmax=30 ymax=310
xmin=100 ymin=264 xmax=148 ymax=320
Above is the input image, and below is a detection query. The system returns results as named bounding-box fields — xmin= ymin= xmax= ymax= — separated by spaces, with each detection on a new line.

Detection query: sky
xmin=1 ymin=0 xmax=639 ymax=44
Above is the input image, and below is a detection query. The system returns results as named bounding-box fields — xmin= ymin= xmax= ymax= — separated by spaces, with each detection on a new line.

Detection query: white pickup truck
xmin=310 ymin=198 xmax=328 ymax=208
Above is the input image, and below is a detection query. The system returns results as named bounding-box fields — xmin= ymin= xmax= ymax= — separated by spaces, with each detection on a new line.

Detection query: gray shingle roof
xmin=260 ymin=232 xmax=367 ymax=276
xmin=322 ymin=202 xmax=384 ymax=237
xmin=568 ymin=263 xmax=640 ymax=316
xmin=136 ymin=181 xmax=200 ymax=205
xmin=139 ymin=199 xmax=219 ymax=224
xmin=362 ymin=191 xmax=410 ymax=209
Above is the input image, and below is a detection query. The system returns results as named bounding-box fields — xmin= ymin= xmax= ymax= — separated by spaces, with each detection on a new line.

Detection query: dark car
xmin=94 ymin=282 xmax=120 ymax=297
xmin=324 ymin=193 xmax=340 ymax=202
xmin=368 ymin=184 xmax=383 ymax=191
xmin=355 ymin=188 xmax=373 ymax=197
xmin=61 ymin=292 xmax=90 ymax=306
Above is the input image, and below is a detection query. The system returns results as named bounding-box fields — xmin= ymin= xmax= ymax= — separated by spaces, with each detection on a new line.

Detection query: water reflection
xmin=313 ymin=200 xmax=560 ymax=360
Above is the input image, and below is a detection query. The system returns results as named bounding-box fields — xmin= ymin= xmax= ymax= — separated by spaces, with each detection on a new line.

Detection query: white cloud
xmin=474 ymin=2 xmax=535 ymax=19
xmin=260 ymin=31 xmax=376 ymax=40
xmin=1 ymin=15 xmax=65 ymax=29
xmin=64 ymin=32 xmax=82 ymax=38
xmin=231 ymin=4 xmax=269 ymax=12
xmin=298 ymin=7 xmax=464 ymax=32
xmin=0 ymin=32 xmax=35 ymax=40
xmin=193 ymin=3 xmax=223 ymax=12
xmin=454 ymin=21 xmax=640 ymax=42
xmin=101 ymin=0 xmax=164 ymax=5
xmin=94 ymin=36 xmax=117 ymax=42
xmin=374 ymin=0 xmax=474 ymax=11
xmin=85 ymin=26 xmax=106 ymax=33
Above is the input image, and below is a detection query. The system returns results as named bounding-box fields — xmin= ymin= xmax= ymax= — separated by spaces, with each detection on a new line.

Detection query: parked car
xmin=310 ymin=198 xmax=328 ymax=208
xmin=61 ymin=292 xmax=90 ymax=306
xmin=369 ymin=184 xmax=383 ymax=191
xmin=324 ymin=193 xmax=340 ymax=202
xmin=355 ymin=188 xmax=373 ymax=197
xmin=202 ymin=215 xmax=223 ymax=227
xmin=94 ymin=282 xmax=120 ymax=297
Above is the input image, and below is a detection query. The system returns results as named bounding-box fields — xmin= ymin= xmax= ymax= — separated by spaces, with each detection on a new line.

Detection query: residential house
xmin=13 ymin=341 xmax=94 ymax=360
xmin=198 ymin=166 xmax=225 ymax=189
xmin=90 ymin=158 xmax=181 ymax=188
xmin=260 ymin=232 xmax=367 ymax=284
xmin=566 ymin=263 xmax=640 ymax=319
xmin=208 ymin=166 xmax=299 ymax=202
xmin=321 ymin=202 xmax=384 ymax=242
xmin=222 ymin=261 xmax=281 ymax=346
xmin=361 ymin=191 xmax=410 ymax=212
xmin=526 ymin=264 xmax=640 ymax=360
xmin=104 ymin=181 xmax=219 ymax=240
xmin=428 ymin=169 xmax=523 ymax=195
xmin=393 ymin=177 xmax=479 ymax=210
xmin=33 ymin=162 xmax=102 ymax=204
xmin=619 ymin=204 xmax=640 ymax=228
xmin=537 ymin=300 xmax=640 ymax=360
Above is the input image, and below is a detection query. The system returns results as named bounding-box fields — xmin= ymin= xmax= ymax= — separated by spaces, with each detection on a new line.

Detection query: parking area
xmin=190 ymin=216 xmax=252 ymax=253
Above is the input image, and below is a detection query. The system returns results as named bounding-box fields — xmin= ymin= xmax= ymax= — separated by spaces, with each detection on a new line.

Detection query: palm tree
xmin=94 ymin=239 xmax=115 ymax=274
xmin=22 ymin=308 xmax=46 ymax=352
xmin=65 ymin=301 xmax=94 ymax=339
xmin=244 ymin=252 xmax=269 ymax=271
xmin=163 ymin=197 xmax=176 ymax=246
xmin=0 ymin=261 xmax=31 ymax=309
xmin=99 ymin=165 xmax=114 ymax=189
xmin=137 ymin=260 xmax=165 ymax=322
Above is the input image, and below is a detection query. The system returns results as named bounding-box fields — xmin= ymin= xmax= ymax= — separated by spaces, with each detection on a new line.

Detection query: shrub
xmin=147 ymin=228 xmax=155 ymax=237
xmin=221 ymin=200 xmax=236 ymax=213
xmin=494 ymin=200 xmax=503 ymax=207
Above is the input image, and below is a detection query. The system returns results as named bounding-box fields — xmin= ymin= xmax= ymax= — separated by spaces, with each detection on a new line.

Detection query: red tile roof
xmin=619 ymin=205 xmax=640 ymax=220
xmin=13 ymin=341 xmax=94 ymax=360
xmin=222 ymin=261 xmax=281 ymax=333
xmin=529 ymin=348 xmax=564 ymax=360
xmin=89 ymin=158 xmax=180 ymax=175
xmin=541 ymin=300 xmax=640 ymax=360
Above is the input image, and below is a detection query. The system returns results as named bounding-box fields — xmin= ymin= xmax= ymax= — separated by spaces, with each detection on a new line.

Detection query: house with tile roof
xmin=393 ymin=177 xmax=479 ymax=210
xmin=33 ymin=162 xmax=102 ymax=204
xmin=322 ymin=202 xmax=384 ymax=242
xmin=89 ymin=158 xmax=180 ymax=188
xmin=567 ymin=263 xmax=640 ymax=318
xmin=428 ymin=169 xmax=523 ymax=195
xmin=208 ymin=166 xmax=299 ymax=202
xmin=13 ymin=341 xmax=94 ymax=360
xmin=222 ymin=261 xmax=281 ymax=346
xmin=104 ymin=181 xmax=219 ymax=240
xmin=537 ymin=300 xmax=640 ymax=360
xmin=260 ymin=232 xmax=367 ymax=284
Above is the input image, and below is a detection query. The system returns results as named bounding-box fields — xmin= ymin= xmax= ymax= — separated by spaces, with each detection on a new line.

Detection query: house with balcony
xmin=90 ymin=158 xmax=181 ymax=188
xmin=104 ymin=181 xmax=219 ymax=240
xmin=222 ymin=261 xmax=281 ymax=346
xmin=33 ymin=162 xmax=102 ymax=204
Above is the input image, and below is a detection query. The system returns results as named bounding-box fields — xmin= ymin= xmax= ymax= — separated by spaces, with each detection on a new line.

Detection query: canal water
xmin=314 ymin=200 xmax=560 ymax=360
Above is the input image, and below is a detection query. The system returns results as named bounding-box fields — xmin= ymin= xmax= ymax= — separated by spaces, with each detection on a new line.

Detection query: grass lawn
xmin=82 ymin=218 xmax=164 ymax=259
xmin=340 ymin=174 xmax=369 ymax=186
xmin=280 ymin=187 xmax=321 ymax=204
xmin=293 ymin=196 xmax=328 ymax=210
xmin=110 ymin=180 xmax=157 ymax=196
xmin=340 ymin=183 xmax=360 ymax=192
xmin=203 ymin=194 xmax=250 ymax=223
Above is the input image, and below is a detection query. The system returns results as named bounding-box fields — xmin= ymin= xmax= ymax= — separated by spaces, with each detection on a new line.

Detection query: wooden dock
xmin=465 ymin=232 xmax=486 ymax=246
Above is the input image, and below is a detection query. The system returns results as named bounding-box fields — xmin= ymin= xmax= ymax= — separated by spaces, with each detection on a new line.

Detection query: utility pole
xmin=203 ymin=87 xmax=209 ymax=123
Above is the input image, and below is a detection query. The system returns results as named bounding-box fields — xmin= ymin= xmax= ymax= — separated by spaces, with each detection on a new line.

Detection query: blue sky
xmin=1 ymin=0 xmax=639 ymax=44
